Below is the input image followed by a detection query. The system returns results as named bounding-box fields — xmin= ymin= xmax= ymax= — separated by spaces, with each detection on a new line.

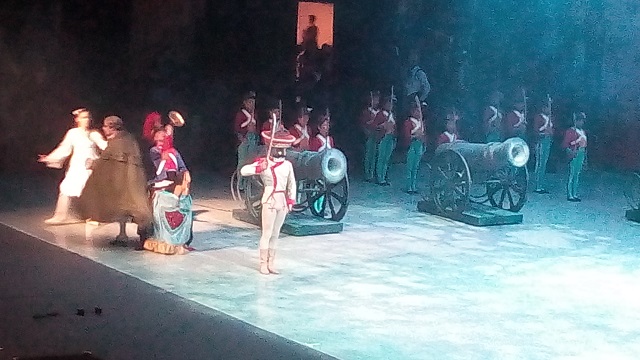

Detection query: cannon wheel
xmin=230 ymin=169 xmax=243 ymax=203
xmin=244 ymin=175 xmax=264 ymax=220
xmin=624 ymin=172 xmax=640 ymax=210
xmin=487 ymin=166 xmax=528 ymax=212
xmin=291 ymin=180 xmax=313 ymax=213
xmin=308 ymin=175 xmax=349 ymax=221
xmin=430 ymin=150 xmax=471 ymax=213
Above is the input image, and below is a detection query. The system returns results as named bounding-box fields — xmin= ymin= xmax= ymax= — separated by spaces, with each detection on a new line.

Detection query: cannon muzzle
xmin=501 ymin=137 xmax=530 ymax=168
xmin=286 ymin=148 xmax=347 ymax=184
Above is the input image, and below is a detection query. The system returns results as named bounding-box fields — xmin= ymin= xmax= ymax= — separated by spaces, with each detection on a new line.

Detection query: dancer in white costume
xmin=38 ymin=108 xmax=107 ymax=224
xmin=240 ymin=127 xmax=297 ymax=275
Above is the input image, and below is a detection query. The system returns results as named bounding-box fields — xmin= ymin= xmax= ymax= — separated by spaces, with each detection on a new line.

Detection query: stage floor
xmin=1 ymin=167 xmax=640 ymax=359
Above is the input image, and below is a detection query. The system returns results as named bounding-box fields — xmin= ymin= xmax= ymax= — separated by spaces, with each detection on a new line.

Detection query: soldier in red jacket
xmin=361 ymin=91 xmax=380 ymax=182
xmin=289 ymin=104 xmax=313 ymax=151
xmin=261 ymin=100 xmax=286 ymax=143
xmin=372 ymin=94 xmax=397 ymax=185
xmin=562 ymin=112 xmax=587 ymax=202
xmin=503 ymin=99 xmax=527 ymax=140
xmin=533 ymin=100 xmax=554 ymax=194
xmin=402 ymin=101 xmax=426 ymax=193
xmin=436 ymin=109 xmax=461 ymax=146
xmin=483 ymin=90 xmax=504 ymax=143
xmin=234 ymin=91 xmax=258 ymax=190
xmin=309 ymin=110 xmax=335 ymax=151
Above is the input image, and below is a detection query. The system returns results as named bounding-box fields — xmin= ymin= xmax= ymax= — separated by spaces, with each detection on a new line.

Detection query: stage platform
xmin=417 ymin=200 xmax=523 ymax=226
xmin=231 ymin=209 xmax=344 ymax=236
xmin=1 ymin=168 xmax=640 ymax=359
xmin=626 ymin=208 xmax=640 ymax=223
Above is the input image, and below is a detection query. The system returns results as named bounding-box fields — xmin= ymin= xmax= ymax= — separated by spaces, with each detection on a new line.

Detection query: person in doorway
xmin=302 ymin=14 xmax=319 ymax=48
xmin=404 ymin=51 xmax=431 ymax=117
xmin=562 ymin=112 xmax=588 ymax=202
xmin=240 ymin=130 xmax=297 ymax=275
xmin=38 ymin=108 xmax=106 ymax=224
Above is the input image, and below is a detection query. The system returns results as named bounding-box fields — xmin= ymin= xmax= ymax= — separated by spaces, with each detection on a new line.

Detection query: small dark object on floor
xmin=32 ymin=312 xmax=59 ymax=320
xmin=94 ymin=307 xmax=102 ymax=315
xmin=76 ymin=308 xmax=85 ymax=316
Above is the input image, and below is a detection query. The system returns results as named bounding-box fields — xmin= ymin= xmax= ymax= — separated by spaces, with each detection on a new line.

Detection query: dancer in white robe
xmin=38 ymin=108 xmax=106 ymax=224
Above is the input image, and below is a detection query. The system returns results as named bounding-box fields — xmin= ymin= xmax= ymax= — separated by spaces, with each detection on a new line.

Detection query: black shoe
xmin=378 ymin=182 xmax=391 ymax=186
xmin=573 ymin=197 xmax=582 ymax=202
xmin=567 ymin=197 xmax=579 ymax=202
xmin=364 ymin=178 xmax=374 ymax=183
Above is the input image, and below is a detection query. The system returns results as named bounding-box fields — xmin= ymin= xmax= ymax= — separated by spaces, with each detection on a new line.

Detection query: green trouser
xmin=237 ymin=133 xmax=258 ymax=189
xmin=405 ymin=139 xmax=425 ymax=192
xmin=364 ymin=136 xmax=377 ymax=181
xmin=376 ymin=134 xmax=396 ymax=184
xmin=535 ymin=135 xmax=552 ymax=191
xmin=567 ymin=148 xmax=586 ymax=199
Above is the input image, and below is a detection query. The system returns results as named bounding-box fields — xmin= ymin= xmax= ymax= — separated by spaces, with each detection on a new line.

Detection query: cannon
xmin=428 ymin=138 xmax=530 ymax=213
xmin=625 ymin=172 xmax=640 ymax=222
xmin=231 ymin=147 xmax=349 ymax=221
xmin=625 ymin=172 xmax=640 ymax=211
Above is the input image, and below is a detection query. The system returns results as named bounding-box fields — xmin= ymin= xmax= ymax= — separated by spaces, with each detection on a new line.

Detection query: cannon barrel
xmin=435 ymin=138 xmax=529 ymax=182
xmin=286 ymin=148 xmax=347 ymax=184
xmin=237 ymin=146 xmax=349 ymax=221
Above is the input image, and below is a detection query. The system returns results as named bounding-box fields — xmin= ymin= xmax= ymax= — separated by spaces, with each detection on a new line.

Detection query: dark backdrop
xmin=0 ymin=0 xmax=638 ymax=176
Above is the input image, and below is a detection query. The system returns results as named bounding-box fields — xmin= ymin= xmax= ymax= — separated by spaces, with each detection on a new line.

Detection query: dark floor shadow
xmin=192 ymin=209 xmax=209 ymax=216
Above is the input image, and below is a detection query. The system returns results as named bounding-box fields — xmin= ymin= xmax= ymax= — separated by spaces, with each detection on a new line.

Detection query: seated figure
xmin=143 ymin=129 xmax=194 ymax=255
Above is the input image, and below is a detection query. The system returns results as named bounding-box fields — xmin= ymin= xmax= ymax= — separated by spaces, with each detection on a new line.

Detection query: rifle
xmin=251 ymin=93 xmax=257 ymax=128
xmin=390 ymin=86 xmax=395 ymax=112
xmin=414 ymin=94 xmax=425 ymax=141
xmin=522 ymin=87 xmax=528 ymax=125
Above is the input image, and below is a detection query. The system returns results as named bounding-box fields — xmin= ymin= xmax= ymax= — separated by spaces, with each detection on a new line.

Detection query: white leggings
xmin=260 ymin=204 xmax=287 ymax=250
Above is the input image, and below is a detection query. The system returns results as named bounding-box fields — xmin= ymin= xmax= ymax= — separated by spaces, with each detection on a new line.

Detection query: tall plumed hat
xmin=143 ymin=112 xmax=162 ymax=142
xmin=261 ymin=130 xmax=296 ymax=148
